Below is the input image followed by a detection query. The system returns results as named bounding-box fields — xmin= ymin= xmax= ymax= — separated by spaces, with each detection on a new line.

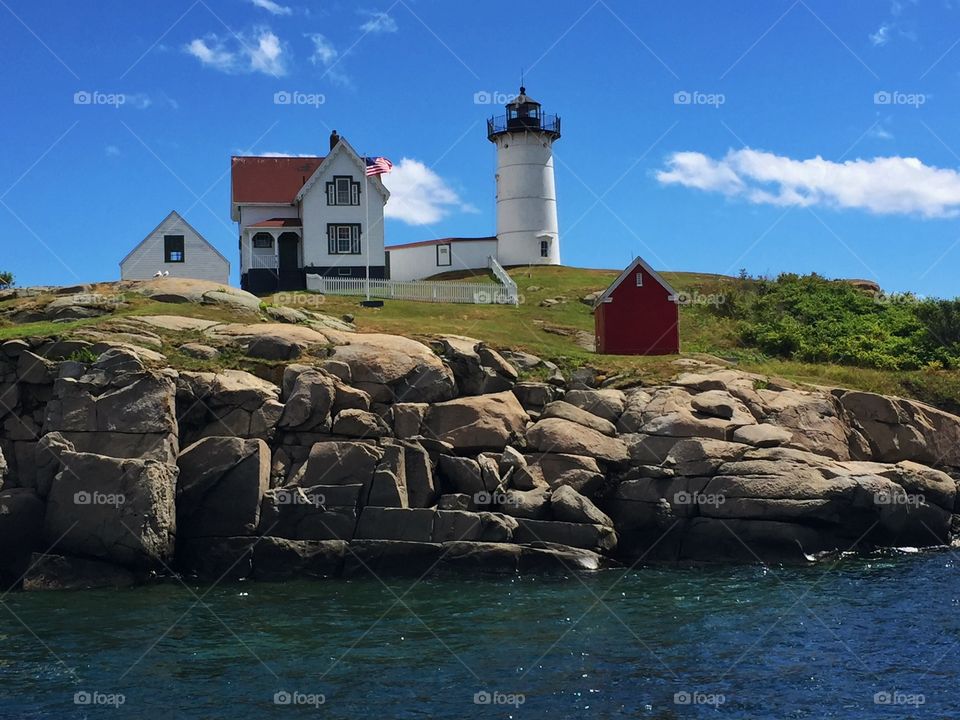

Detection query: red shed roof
xmin=231 ymin=156 xmax=324 ymax=204
xmin=594 ymin=256 xmax=678 ymax=308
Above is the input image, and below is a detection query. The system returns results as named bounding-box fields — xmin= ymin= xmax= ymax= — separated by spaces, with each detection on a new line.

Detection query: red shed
xmin=594 ymin=256 xmax=680 ymax=355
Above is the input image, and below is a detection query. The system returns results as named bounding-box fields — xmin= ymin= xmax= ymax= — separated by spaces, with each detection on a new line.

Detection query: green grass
xmin=264 ymin=266 xmax=960 ymax=407
xmin=1 ymin=266 xmax=958 ymax=411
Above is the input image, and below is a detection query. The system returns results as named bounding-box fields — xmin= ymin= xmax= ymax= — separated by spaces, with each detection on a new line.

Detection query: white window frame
xmin=252 ymin=233 xmax=274 ymax=249
xmin=337 ymin=225 xmax=352 ymax=254
xmin=636 ymin=272 xmax=643 ymax=287
xmin=327 ymin=176 xmax=360 ymax=206
xmin=327 ymin=224 xmax=362 ymax=254
xmin=336 ymin=177 xmax=352 ymax=205
xmin=436 ymin=243 xmax=452 ymax=267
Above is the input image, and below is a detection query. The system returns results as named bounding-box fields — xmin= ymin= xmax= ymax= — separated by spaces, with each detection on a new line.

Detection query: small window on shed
xmin=164 ymin=235 xmax=184 ymax=263
xmin=635 ymin=272 xmax=643 ymax=287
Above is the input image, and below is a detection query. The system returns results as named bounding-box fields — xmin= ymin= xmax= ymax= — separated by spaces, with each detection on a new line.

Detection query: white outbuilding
xmin=385 ymin=85 xmax=561 ymax=279
xmin=120 ymin=210 xmax=230 ymax=283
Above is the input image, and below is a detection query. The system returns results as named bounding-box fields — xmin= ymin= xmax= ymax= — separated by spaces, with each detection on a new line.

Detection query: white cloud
xmin=867 ymin=124 xmax=894 ymax=141
xmin=306 ymin=33 xmax=348 ymax=85
xmin=360 ymin=11 xmax=398 ymax=33
xmin=382 ymin=158 xmax=477 ymax=225
xmin=184 ymin=27 xmax=287 ymax=76
xmin=656 ymin=148 xmax=960 ymax=218
xmin=307 ymin=33 xmax=337 ymax=65
xmin=185 ymin=37 xmax=236 ymax=71
xmin=871 ymin=1 xmax=920 ymax=46
xmin=125 ymin=92 xmax=154 ymax=110
xmin=870 ymin=24 xmax=891 ymax=46
xmin=248 ymin=30 xmax=285 ymax=75
xmin=105 ymin=145 xmax=120 ymax=157
xmin=250 ymin=0 xmax=292 ymax=15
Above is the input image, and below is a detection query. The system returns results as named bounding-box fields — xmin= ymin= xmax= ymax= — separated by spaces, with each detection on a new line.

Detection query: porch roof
xmin=248 ymin=217 xmax=303 ymax=228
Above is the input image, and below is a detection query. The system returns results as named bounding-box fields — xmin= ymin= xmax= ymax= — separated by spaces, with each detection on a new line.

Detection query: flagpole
xmin=364 ymin=161 xmax=370 ymax=301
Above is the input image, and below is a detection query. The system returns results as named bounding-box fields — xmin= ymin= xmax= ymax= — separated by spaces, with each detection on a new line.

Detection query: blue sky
xmin=2 ymin=0 xmax=960 ymax=297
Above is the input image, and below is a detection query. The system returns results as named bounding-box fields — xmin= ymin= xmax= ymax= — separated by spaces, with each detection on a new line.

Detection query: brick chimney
xmin=329 ymin=130 xmax=340 ymax=151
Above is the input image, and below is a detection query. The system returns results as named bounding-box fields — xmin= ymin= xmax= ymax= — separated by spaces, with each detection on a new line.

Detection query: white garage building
xmin=120 ymin=210 xmax=229 ymax=283
xmin=386 ymin=236 xmax=497 ymax=281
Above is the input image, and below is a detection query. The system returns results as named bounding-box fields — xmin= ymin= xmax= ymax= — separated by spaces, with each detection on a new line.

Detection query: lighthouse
xmin=487 ymin=87 xmax=561 ymax=267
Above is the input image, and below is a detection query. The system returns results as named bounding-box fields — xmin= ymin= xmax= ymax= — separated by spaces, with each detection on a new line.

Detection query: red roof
xmin=248 ymin=217 xmax=303 ymax=228
xmin=386 ymin=236 xmax=496 ymax=250
xmin=231 ymin=156 xmax=324 ymax=204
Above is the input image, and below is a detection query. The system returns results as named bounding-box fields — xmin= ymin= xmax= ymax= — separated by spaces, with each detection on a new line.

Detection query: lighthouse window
xmin=540 ymin=240 xmax=549 ymax=258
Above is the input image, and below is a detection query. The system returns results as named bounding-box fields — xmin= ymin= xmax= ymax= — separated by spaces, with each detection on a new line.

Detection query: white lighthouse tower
xmin=487 ymin=87 xmax=561 ymax=267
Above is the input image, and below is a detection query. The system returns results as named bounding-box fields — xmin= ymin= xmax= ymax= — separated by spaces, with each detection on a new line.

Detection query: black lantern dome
xmin=487 ymin=86 xmax=561 ymax=141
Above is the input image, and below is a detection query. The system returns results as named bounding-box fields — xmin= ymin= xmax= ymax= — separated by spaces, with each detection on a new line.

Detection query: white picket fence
xmin=306 ymin=256 xmax=519 ymax=305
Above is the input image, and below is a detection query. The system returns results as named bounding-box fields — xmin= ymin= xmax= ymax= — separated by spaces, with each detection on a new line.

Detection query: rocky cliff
xmin=1 ymin=281 xmax=959 ymax=590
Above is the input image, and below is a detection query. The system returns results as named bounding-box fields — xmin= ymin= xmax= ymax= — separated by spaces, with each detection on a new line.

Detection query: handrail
xmin=488 ymin=256 xmax=518 ymax=305
xmin=487 ymin=113 xmax=561 ymax=139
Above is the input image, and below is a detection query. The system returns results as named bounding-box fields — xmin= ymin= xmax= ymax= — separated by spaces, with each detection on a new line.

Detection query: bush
xmin=0 ymin=271 xmax=13 ymax=289
xmin=701 ymin=273 xmax=960 ymax=371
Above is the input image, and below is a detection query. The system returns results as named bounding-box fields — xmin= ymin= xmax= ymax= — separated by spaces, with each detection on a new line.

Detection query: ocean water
xmin=1 ymin=550 xmax=958 ymax=719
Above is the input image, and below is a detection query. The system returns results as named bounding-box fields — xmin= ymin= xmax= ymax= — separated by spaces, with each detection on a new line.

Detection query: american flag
xmin=365 ymin=156 xmax=393 ymax=176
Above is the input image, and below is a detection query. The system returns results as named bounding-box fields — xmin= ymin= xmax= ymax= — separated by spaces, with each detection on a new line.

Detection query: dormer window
xmin=326 ymin=176 xmax=360 ymax=206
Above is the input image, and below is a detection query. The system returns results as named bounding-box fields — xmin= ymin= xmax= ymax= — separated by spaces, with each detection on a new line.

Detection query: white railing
xmin=250 ymin=254 xmax=278 ymax=270
xmin=488 ymin=256 xmax=519 ymax=305
xmin=306 ymin=275 xmax=517 ymax=305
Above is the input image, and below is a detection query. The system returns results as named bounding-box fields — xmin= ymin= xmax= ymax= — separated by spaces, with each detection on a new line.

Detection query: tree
xmin=0 ymin=271 xmax=13 ymax=289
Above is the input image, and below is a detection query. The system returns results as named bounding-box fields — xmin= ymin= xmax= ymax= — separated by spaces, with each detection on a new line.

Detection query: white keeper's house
xmin=232 ymin=132 xmax=389 ymax=294
xmin=231 ymin=86 xmax=561 ymax=294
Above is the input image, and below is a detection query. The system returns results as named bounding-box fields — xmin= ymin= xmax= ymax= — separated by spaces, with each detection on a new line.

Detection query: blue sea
xmin=2 ymin=550 xmax=958 ymax=718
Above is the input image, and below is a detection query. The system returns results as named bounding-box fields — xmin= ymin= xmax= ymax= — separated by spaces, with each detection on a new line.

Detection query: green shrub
xmin=700 ymin=273 xmax=960 ymax=371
